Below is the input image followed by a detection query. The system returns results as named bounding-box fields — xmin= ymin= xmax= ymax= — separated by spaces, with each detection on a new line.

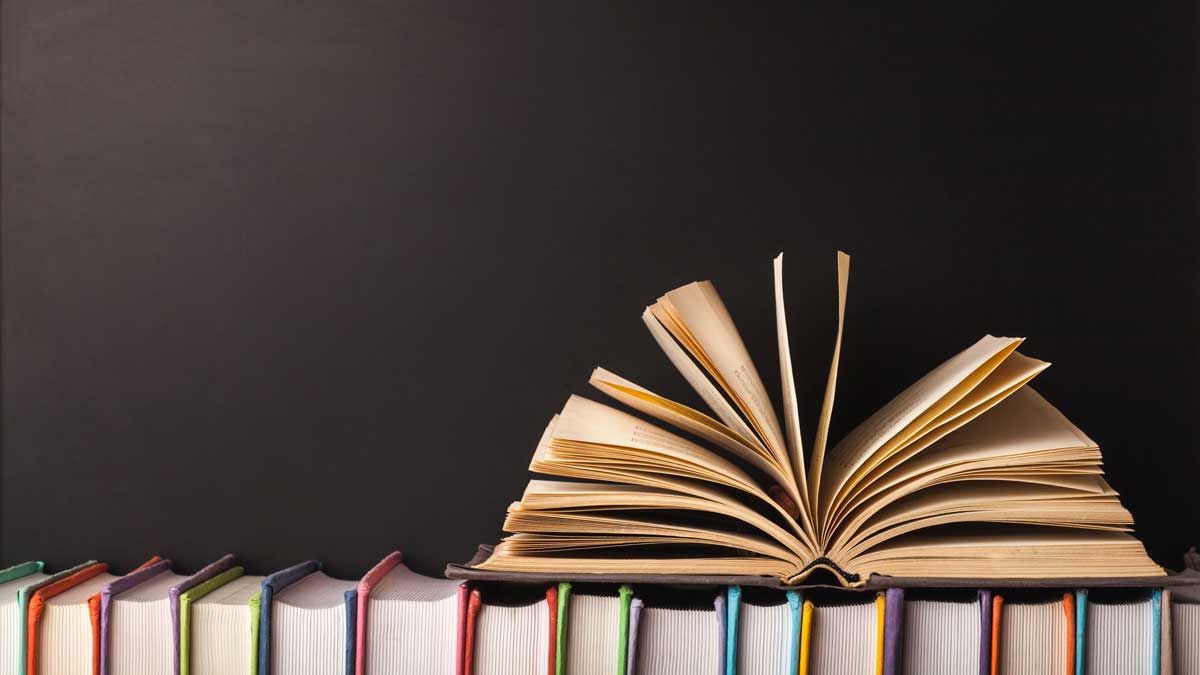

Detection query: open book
xmin=468 ymin=253 xmax=1163 ymax=587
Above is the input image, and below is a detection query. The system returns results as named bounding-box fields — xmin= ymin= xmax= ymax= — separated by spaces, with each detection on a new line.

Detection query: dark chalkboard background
xmin=2 ymin=2 xmax=1196 ymax=579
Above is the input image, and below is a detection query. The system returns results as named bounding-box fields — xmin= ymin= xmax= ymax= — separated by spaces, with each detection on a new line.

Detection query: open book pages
xmin=1 ymin=572 xmax=47 ymax=672
xmin=109 ymin=571 xmax=187 ymax=675
xmin=39 ymin=572 xmax=117 ymax=675
xmin=365 ymin=563 xmax=461 ymax=675
xmin=189 ymin=574 xmax=264 ymax=675
xmin=269 ymin=572 xmax=356 ymax=675
xmin=474 ymin=253 xmax=1163 ymax=586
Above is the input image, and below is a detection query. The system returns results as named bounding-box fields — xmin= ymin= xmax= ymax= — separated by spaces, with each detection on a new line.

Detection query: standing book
xmin=169 ymin=554 xmax=237 ymax=675
xmin=180 ymin=566 xmax=264 ymax=675
xmin=632 ymin=589 xmax=725 ymax=675
xmin=725 ymin=586 xmax=802 ymax=675
xmin=555 ymin=583 xmax=636 ymax=675
xmin=99 ymin=559 xmax=187 ymax=675
xmin=885 ymin=588 xmax=992 ymax=675
xmin=0 ymin=562 xmax=47 ymax=673
xmin=464 ymin=585 xmax=557 ymax=675
xmin=989 ymin=591 xmax=1074 ymax=675
xmin=256 ymin=561 xmax=357 ymax=675
xmin=799 ymin=591 xmax=884 ymax=675
xmin=354 ymin=551 xmax=467 ymax=675
xmin=1076 ymin=588 xmax=1162 ymax=675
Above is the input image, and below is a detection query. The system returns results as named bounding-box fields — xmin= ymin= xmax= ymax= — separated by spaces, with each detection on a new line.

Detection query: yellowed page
xmin=825 ymin=387 xmax=1105 ymax=551
xmin=846 ymin=530 xmax=1163 ymax=579
xmin=835 ymin=481 xmax=1132 ymax=558
xmin=642 ymin=308 xmax=762 ymax=447
xmin=809 ymin=251 xmax=850 ymax=523
xmin=819 ymin=335 xmax=1023 ymax=528
xmin=657 ymin=281 xmax=790 ymax=469
xmin=531 ymin=411 xmax=817 ymax=552
xmin=588 ymin=367 xmax=807 ymax=512
xmin=478 ymin=539 xmax=797 ymax=578
xmin=773 ymin=253 xmax=810 ymax=510
xmin=517 ymin=479 xmax=813 ymax=559
xmin=502 ymin=510 xmax=802 ymax=563
xmin=829 ymin=351 xmax=1051 ymax=529
xmin=552 ymin=395 xmax=765 ymax=490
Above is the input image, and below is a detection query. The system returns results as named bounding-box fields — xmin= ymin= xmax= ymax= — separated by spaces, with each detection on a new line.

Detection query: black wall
xmin=2 ymin=2 xmax=1196 ymax=579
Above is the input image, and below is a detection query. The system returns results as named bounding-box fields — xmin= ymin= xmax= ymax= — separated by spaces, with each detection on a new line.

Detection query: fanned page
xmin=773 ymin=254 xmax=809 ymax=511
xmin=808 ymin=251 xmax=850 ymax=524
xmin=649 ymin=283 xmax=792 ymax=480
xmin=818 ymin=334 xmax=1024 ymax=538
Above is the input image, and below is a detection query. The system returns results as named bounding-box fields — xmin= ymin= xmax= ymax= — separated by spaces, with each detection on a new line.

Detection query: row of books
xmin=1 ymin=552 xmax=1197 ymax=675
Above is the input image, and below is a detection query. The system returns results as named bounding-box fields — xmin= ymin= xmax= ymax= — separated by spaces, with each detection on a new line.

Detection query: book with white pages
xmin=37 ymin=570 xmax=119 ymax=675
xmin=269 ymin=571 xmax=358 ymax=675
xmin=102 ymin=560 xmax=188 ymax=675
xmin=466 ymin=585 xmax=557 ymax=675
xmin=355 ymin=552 xmax=465 ymax=675
xmin=991 ymin=591 xmax=1074 ymax=675
xmin=0 ymin=562 xmax=47 ymax=674
xmin=182 ymin=569 xmax=264 ymax=675
xmin=1172 ymin=579 xmax=1200 ymax=675
xmin=726 ymin=586 xmax=801 ymax=675
xmin=556 ymin=583 xmax=635 ymax=675
xmin=1077 ymin=588 xmax=1162 ymax=675
xmin=899 ymin=589 xmax=990 ymax=675
xmin=633 ymin=589 xmax=725 ymax=675
xmin=800 ymin=592 xmax=883 ymax=675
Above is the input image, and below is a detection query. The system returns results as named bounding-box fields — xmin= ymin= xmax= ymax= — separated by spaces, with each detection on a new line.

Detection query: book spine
xmin=882 ymin=588 xmax=904 ymax=675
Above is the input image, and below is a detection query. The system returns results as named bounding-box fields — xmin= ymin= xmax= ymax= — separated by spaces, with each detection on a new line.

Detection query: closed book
xmin=889 ymin=588 xmax=991 ymax=675
xmin=556 ymin=583 xmax=636 ymax=675
xmin=169 ymin=554 xmax=236 ymax=675
xmin=258 ymin=563 xmax=357 ymax=675
xmin=179 ymin=566 xmax=263 ymax=675
xmin=990 ymin=591 xmax=1074 ymax=675
xmin=725 ymin=585 xmax=802 ymax=675
xmin=16 ymin=561 xmax=98 ymax=675
xmin=465 ymin=584 xmax=557 ymax=675
xmin=632 ymin=588 xmax=725 ymax=675
xmin=0 ymin=562 xmax=48 ymax=673
xmin=799 ymin=591 xmax=884 ymax=675
xmin=1077 ymin=588 xmax=1162 ymax=675
xmin=28 ymin=563 xmax=116 ymax=675
xmin=1173 ymin=580 xmax=1200 ymax=675
xmin=354 ymin=551 xmax=466 ymax=675
xmin=100 ymin=559 xmax=187 ymax=675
